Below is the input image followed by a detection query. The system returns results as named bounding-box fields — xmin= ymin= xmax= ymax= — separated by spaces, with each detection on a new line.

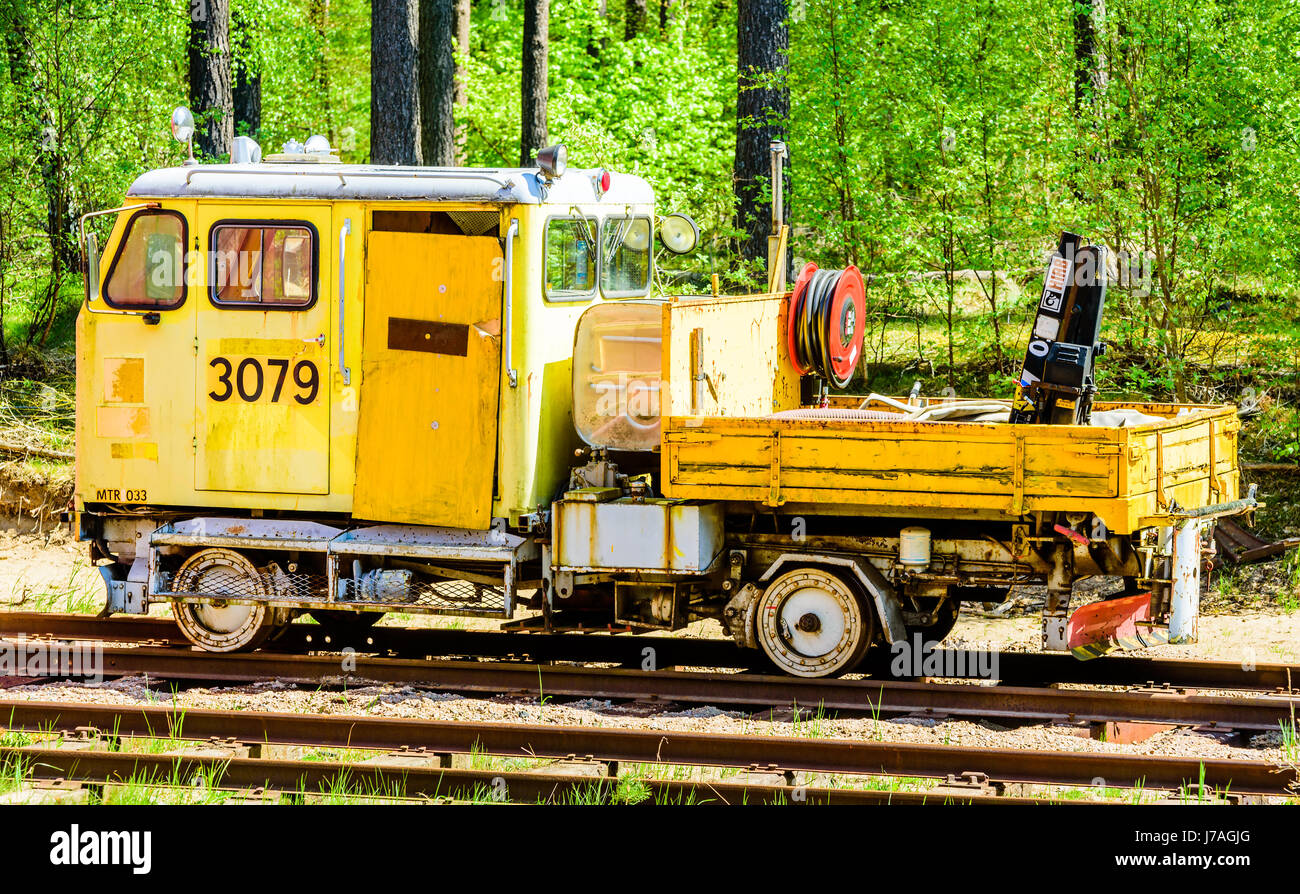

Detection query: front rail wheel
xmin=754 ymin=567 xmax=874 ymax=677
xmin=171 ymin=548 xmax=279 ymax=652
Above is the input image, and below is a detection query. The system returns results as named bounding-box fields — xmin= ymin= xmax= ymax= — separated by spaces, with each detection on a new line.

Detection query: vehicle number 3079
xmin=208 ymin=356 xmax=321 ymax=405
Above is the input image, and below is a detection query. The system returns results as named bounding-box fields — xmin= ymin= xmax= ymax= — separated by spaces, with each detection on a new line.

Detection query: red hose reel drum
xmin=786 ymin=262 xmax=865 ymax=388
xmin=828 ymin=266 xmax=865 ymax=385
xmin=787 ymin=262 xmax=819 ymax=375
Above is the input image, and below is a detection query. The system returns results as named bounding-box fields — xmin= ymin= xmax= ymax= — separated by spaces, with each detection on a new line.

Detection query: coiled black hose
xmin=787 ymin=263 xmax=864 ymax=389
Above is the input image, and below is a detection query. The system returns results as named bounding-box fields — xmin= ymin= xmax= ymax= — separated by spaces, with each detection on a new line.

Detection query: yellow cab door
xmin=193 ymin=204 xmax=332 ymax=494
xmin=353 ymin=219 xmax=503 ymax=528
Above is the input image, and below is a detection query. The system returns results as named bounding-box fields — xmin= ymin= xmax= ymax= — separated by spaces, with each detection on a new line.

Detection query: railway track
xmin=2 ymin=611 xmax=1297 ymax=692
xmin=5 ymin=642 xmax=1296 ymax=733
xmin=0 ymin=699 xmax=1295 ymax=796
xmin=0 ymin=744 xmax=1048 ymax=805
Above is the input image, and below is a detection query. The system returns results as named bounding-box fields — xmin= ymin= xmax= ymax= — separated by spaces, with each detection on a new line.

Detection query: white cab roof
xmin=126 ymin=163 xmax=655 ymax=206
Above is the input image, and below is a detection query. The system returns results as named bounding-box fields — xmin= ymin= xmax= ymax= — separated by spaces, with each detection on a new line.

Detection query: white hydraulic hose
xmin=858 ymin=393 xmax=916 ymax=413
xmin=855 ymin=394 xmax=1011 ymax=422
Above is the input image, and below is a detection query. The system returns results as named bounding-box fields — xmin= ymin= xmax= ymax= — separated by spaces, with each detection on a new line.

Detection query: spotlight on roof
xmin=304 ymin=134 xmax=333 ymax=155
xmin=536 ymin=144 xmax=567 ymax=179
xmin=230 ymin=135 xmax=262 ymax=164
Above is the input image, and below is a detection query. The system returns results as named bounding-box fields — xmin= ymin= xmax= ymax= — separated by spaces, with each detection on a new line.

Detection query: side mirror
xmin=658 ymin=213 xmax=699 ymax=255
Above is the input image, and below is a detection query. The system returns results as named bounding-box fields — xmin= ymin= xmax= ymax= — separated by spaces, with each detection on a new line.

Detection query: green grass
xmin=11 ymin=562 xmax=100 ymax=614
xmin=790 ymin=701 xmax=831 ymax=739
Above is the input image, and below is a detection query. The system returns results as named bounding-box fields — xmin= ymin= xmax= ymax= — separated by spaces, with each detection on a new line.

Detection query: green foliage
xmin=0 ymin=0 xmax=186 ymax=351
xmin=790 ymin=0 xmax=1300 ymax=392
xmin=0 ymin=0 xmax=1295 ymax=401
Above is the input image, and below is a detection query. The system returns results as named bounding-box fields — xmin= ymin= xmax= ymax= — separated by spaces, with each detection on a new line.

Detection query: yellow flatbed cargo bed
xmin=661 ymin=401 xmax=1241 ymax=534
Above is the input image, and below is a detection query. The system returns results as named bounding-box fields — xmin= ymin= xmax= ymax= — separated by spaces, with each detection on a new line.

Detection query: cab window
xmin=600 ymin=216 xmax=652 ymax=298
xmin=102 ymin=210 xmax=186 ymax=309
xmin=544 ymin=216 xmax=597 ymax=301
xmin=210 ymin=222 xmax=316 ymax=308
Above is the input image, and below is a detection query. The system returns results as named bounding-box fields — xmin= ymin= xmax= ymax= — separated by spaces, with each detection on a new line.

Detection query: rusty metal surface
xmin=0 ymin=613 xmax=185 ymax=644
xmin=1 ymin=612 xmax=1298 ymax=691
xmin=1 ymin=699 xmax=1294 ymax=794
xmin=387 ymin=317 xmax=468 ymax=356
xmin=26 ymin=643 xmax=1295 ymax=732
xmin=1214 ymin=517 xmax=1300 ymax=566
xmin=152 ymin=518 xmax=345 ymax=552
xmin=0 ymin=744 xmax=1052 ymax=805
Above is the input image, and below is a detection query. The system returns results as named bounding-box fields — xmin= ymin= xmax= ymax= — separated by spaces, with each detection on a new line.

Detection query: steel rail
xmin=16 ymin=643 xmax=1296 ymax=732
xmin=1 ymin=700 xmax=1294 ymax=794
xmin=1 ymin=611 xmax=1297 ymax=692
xmin=0 ymin=745 xmax=1046 ymax=805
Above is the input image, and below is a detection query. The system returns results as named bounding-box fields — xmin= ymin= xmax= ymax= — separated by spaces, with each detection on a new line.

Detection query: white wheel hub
xmin=755 ymin=567 xmax=872 ymax=677
xmin=171 ymin=548 xmax=277 ymax=652
xmin=778 ymin=589 xmax=848 ymax=657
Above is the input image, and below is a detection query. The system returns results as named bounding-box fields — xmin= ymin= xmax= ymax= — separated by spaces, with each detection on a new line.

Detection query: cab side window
xmin=600 ymin=217 xmax=652 ymax=298
xmin=103 ymin=210 xmax=187 ymax=309
xmin=210 ymin=222 xmax=316 ymax=308
xmin=544 ymin=217 xmax=597 ymax=301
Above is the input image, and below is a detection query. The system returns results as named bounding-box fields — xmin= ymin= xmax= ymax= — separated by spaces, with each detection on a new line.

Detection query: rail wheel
xmin=754 ymin=567 xmax=874 ymax=678
xmin=171 ymin=548 xmax=280 ymax=652
xmin=905 ymin=594 xmax=960 ymax=643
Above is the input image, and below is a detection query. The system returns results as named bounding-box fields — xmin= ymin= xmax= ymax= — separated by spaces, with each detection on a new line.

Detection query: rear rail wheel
xmin=171 ymin=548 xmax=283 ymax=652
xmin=904 ymin=593 xmax=961 ymax=643
xmin=754 ymin=567 xmax=874 ymax=678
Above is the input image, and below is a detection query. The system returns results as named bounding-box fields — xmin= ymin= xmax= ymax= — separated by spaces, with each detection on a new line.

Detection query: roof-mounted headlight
xmin=536 ymin=144 xmax=567 ymax=179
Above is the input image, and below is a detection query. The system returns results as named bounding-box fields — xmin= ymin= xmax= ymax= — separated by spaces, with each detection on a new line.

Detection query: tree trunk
xmin=626 ymin=0 xmax=647 ymax=39
xmin=520 ymin=0 xmax=548 ymax=166
xmin=231 ymin=10 xmax=261 ymax=140
xmin=1073 ymin=0 xmax=1107 ymax=115
xmin=453 ymin=0 xmax=471 ymax=163
xmin=734 ymin=0 xmax=789 ymax=264
xmin=1071 ymin=0 xmax=1106 ymax=199
xmin=587 ymin=0 xmax=608 ymax=60
xmin=8 ymin=4 xmax=74 ymax=342
xmin=372 ymin=0 xmax=422 ymax=165
xmin=0 ymin=210 xmax=9 ymax=366
xmin=310 ymin=0 xmax=336 ymax=146
xmin=419 ymin=0 xmax=456 ymax=166
xmin=660 ymin=0 xmax=676 ymax=33
xmin=187 ymin=0 xmax=233 ymax=160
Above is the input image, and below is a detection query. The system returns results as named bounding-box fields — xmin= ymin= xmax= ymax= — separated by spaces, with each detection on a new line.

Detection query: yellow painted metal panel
xmin=102 ymin=358 xmax=145 ymax=403
xmin=353 ymin=231 xmax=503 ymax=528
xmin=95 ymin=406 xmax=151 ymax=438
xmin=493 ymin=205 xmax=654 ymax=522
xmin=661 ymin=402 xmax=1239 ymax=535
xmin=662 ymin=293 xmax=800 ymax=418
xmin=192 ymin=203 xmax=333 ymax=495
xmin=77 ymin=198 xmax=357 ymax=515
xmin=76 ymin=200 xmax=197 ymax=509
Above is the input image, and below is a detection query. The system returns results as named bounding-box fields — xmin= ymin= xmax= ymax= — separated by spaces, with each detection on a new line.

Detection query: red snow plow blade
xmin=1067 ymin=593 xmax=1169 ymax=660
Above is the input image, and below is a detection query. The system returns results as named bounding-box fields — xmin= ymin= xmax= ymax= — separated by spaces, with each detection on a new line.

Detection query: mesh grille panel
xmin=341 ymin=577 xmax=507 ymax=614
xmin=158 ymin=571 xmax=508 ymax=616
xmin=447 ymin=210 xmax=500 ymax=236
xmin=159 ymin=570 xmax=329 ymax=602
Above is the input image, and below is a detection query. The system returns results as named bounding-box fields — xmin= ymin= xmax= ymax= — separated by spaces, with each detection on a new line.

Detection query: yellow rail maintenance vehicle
xmin=74 ymin=114 xmax=1254 ymax=676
